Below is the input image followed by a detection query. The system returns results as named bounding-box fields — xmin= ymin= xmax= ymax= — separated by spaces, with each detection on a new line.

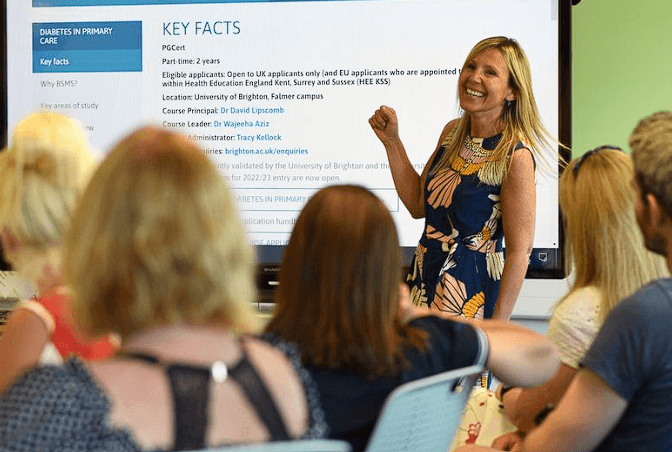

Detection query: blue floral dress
xmin=407 ymin=127 xmax=524 ymax=319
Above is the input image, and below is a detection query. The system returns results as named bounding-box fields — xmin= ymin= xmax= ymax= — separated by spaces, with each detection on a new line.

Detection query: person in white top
xmin=450 ymin=146 xmax=668 ymax=448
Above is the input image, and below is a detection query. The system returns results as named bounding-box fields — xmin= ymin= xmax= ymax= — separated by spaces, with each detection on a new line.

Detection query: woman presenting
xmin=369 ymin=36 xmax=555 ymax=320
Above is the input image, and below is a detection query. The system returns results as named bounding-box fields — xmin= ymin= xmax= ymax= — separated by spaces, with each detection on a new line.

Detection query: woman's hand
xmin=368 ymin=104 xmax=427 ymax=218
xmin=369 ymin=105 xmax=399 ymax=145
xmin=491 ymin=431 xmax=524 ymax=450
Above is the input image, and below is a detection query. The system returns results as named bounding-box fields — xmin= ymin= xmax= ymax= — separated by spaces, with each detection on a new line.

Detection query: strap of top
xmin=118 ymin=339 xmax=291 ymax=450
xmin=166 ymin=362 xmax=211 ymax=450
xmin=117 ymin=351 xmax=211 ymax=451
xmin=228 ymin=345 xmax=291 ymax=441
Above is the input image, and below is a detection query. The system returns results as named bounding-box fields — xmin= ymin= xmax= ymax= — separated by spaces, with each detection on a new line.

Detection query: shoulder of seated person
xmin=555 ymin=286 xmax=602 ymax=313
xmin=566 ymin=285 xmax=601 ymax=299
xmin=410 ymin=314 xmax=475 ymax=331
xmin=243 ymin=337 xmax=302 ymax=380
xmin=243 ymin=337 xmax=310 ymax=433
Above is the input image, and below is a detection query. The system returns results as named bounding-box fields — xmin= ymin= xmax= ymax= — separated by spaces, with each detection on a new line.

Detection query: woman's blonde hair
xmin=0 ymin=111 xmax=94 ymax=247
xmin=63 ymin=126 xmax=257 ymax=340
xmin=265 ymin=185 xmax=427 ymax=379
xmin=433 ymin=36 xmax=557 ymax=182
xmin=559 ymin=148 xmax=667 ymax=321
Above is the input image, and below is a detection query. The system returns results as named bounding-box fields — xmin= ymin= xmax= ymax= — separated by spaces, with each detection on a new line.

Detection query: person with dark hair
xmin=456 ymin=111 xmax=672 ymax=452
xmin=0 ymin=125 xmax=327 ymax=451
xmin=370 ymin=37 xmax=557 ymax=322
xmin=264 ymin=184 xmax=559 ymax=452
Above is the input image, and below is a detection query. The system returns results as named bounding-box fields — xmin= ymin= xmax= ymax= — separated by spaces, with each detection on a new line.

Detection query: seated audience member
xmin=263 ymin=184 xmax=560 ymax=452
xmin=0 ymin=126 xmax=326 ymax=451
xmin=455 ymin=111 xmax=672 ymax=452
xmin=0 ymin=111 xmax=116 ymax=374
xmin=450 ymin=146 xmax=668 ymax=448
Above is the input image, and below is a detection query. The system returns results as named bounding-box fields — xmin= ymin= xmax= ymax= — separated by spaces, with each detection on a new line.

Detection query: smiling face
xmin=458 ymin=47 xmax=515 ymax=125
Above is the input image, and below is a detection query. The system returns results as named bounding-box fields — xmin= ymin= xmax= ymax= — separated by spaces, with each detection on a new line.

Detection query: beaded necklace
xmin=436 ymin=120 xmax=508 ymax=186
xmin=458 ymin=135 xmax=497 ymax=173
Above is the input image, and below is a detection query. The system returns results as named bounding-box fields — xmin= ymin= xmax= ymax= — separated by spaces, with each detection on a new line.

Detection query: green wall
xmin=572 ymin=0 xmax=672 ymax=155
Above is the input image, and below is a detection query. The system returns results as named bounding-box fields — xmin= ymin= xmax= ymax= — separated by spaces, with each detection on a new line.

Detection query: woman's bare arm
xmin=471 ymin=317 xmax=559 ymax=388
xmin=493 ymin=148 xmax=536 ymax=320
xmin=369 ymin=106 xmax=456 ymax=218
xmin=406 ymin=306 xmax=560 ymax=389
xmin=0 ymin=303 xmax=52 ymax=393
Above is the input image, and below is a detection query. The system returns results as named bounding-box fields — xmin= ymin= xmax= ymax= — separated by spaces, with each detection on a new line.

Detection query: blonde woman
xmin=0 ymin=111 xmax=116 ymax=378
xmin=450 ymin=146 xmax=668 ymax=448
xmin=0 ymin=126 xmax=326 ymax=451
xmin=369 ymin=36 xmax=557 ymax=321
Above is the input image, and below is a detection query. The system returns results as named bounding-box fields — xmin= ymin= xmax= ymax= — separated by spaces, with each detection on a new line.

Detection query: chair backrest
xmin=189 ymin=439 xmax=352 ymax=452
xmin=364 ymin=364 xmax=483 ymax=452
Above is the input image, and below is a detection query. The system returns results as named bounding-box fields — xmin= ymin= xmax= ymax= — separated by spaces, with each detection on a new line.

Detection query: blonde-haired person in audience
xmin=450 ymin=146 xmax=668 ymax=448
xmin=0 ymin=111 xmax=116 ymax=376
xmin=0 ymin=125 xmax=326 ymax=451
xmin=456 ymin=111 xmax=672 ymax=452
xmin=264 ymin=184 xmax=560 ymax=452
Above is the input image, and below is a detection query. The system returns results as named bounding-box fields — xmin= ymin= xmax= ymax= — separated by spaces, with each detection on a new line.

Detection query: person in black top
xmin=0 ymin=125 xmax=327 ymax=451
xmin=264 ymin=184 xmax=559 ymax=452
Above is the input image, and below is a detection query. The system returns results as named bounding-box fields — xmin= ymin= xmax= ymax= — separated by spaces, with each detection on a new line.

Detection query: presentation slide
xmin=7 ymin=0 xmax=562 ymax=272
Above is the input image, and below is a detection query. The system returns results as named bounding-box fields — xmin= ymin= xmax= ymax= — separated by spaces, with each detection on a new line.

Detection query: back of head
xmin=629 ymin=111 xmax=672 ymax=219
xmin=266 ymin=184 xmax=425 ymax=378
xmin=0 ymin=111 xmax=94 ymax=247
xmin=560 ymin=147 xmax=667 ymax=319
xmin=63 ymin=125 xmax=256 ymax=340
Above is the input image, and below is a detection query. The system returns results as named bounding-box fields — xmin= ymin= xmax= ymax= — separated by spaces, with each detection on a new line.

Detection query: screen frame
xmin=0 ymin=0 xmax=572 ymax=279
xmin=0 ymin=0 xmax=9 ymax=270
